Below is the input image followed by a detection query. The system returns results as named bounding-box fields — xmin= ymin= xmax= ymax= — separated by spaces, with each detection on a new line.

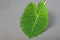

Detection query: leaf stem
xmin=44 ymin=0 xmax=48 ymax=5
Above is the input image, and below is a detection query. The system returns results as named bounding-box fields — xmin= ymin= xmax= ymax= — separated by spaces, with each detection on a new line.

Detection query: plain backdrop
xmin=0 ymin=0 xmax=60 ymax=40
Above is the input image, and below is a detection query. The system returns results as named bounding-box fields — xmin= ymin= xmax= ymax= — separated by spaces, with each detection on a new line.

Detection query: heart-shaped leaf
xmin=20 ymin=2 xmax=48 ymax=38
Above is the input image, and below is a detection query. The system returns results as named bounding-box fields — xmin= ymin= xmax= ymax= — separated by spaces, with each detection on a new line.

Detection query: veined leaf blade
xmin=20 ymin=2 xmax=48 ymax=38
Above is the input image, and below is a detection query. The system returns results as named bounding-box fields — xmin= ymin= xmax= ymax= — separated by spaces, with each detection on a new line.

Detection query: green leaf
xmin=20 ymin=2 xmax=48 ymax=38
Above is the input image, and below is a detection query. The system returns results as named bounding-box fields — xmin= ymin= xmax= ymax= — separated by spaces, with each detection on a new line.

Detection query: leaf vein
xmin=32 ymin=14 xmax=40 ymax=31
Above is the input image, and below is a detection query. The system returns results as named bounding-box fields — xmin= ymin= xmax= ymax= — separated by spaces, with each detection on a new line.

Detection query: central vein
xmin=32 ymin=14 xmax=39 ymax=31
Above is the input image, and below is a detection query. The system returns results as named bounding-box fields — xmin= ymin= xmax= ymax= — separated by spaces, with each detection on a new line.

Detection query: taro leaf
xmin=20 ymin=2 xmax=48 ymax=38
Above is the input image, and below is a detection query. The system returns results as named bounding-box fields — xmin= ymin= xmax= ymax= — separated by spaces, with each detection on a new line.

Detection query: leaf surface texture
xmin=20 ymin=2 xmax=48 ymax=38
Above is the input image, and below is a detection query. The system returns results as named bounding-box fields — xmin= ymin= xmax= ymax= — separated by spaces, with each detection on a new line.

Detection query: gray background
xmin=0 ymin=0 xmax=60 ymax=40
